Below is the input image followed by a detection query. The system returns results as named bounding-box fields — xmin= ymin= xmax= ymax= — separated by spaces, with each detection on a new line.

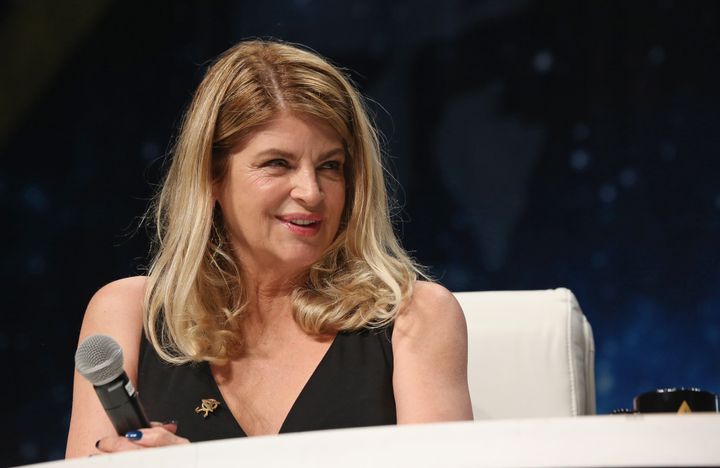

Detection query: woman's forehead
xmin=230 ymin=113 xmax=347 ymax=156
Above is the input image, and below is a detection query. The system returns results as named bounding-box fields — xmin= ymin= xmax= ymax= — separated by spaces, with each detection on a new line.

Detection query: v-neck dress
xmin=137 ymin=326 xmax=397 ymax=441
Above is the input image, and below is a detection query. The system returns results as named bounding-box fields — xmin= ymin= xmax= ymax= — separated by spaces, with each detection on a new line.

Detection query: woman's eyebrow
xmin=254 ymin=148 xmax=296 ymax=159
xmin=253 ymin=147 xmax=346 ymax=160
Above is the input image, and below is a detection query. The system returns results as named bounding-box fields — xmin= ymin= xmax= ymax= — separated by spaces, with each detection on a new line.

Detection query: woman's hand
xmin=94 ymin=422 xmax=189 ymax=454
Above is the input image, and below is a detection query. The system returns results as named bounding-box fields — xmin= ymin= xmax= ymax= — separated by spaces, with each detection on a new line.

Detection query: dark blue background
xmin=2 ymin=0 xmax=719 ymax=465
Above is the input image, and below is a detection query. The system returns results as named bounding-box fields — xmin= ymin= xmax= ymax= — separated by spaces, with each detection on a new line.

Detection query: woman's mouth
xmin=278 ymin=214 xmax=323 ymax=236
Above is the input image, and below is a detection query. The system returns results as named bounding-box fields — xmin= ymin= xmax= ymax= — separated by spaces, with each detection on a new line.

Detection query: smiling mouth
xmin=277 ymin=215 xmax=323 ymax=236
xmin=287 ymin=219 xmax=319 ymax=226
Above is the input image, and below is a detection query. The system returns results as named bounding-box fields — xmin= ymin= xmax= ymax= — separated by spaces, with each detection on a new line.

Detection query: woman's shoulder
xmin=84 ymin=276 xmax=146 ymax=323
xmin=398 ymin=281 xmax=464 ymax=321
xmin=79 ymin=276 xmax=147 ymax=357
xmin=91 ymin=275 xmax=147 ymax=300
xmin=394 ymin=280 xmax=465 ymax=336
xmin=409 ymin=280 xmax=460 ymax=308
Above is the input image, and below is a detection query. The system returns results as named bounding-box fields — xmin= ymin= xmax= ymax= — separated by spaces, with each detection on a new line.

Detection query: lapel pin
xmin=195 ymin=398 xmax=221 ymax=418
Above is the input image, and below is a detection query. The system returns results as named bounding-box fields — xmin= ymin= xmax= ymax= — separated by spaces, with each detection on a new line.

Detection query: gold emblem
xmin=677 ymin=400 xmax=692 ymax=414
xmin=195 ymin=398 xmax=221 ymax=418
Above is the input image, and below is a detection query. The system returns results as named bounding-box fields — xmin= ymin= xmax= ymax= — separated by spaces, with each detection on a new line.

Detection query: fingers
xmin=96 ymin=421 xmax=189 ymax=453
xmin=126 ymin=426 xmax=190 ymax=447
xmin=150 ymin=420 xmax=179 ymax=434
xmin=95 ymin=436 xmax=143 ymax=453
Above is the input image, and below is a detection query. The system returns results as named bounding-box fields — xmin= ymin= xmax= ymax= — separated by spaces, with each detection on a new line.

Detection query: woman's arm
xmin=65 ymin=276 xmax=152 ymax=457
xmin=392 ymin=281 xmax=474 ymax=423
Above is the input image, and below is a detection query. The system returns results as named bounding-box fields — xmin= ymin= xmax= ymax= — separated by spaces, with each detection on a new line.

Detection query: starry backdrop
xmin=1 ymin=0 xmax=719 ymax=465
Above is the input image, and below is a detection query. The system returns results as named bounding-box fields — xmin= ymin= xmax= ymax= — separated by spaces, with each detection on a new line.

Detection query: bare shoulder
xmin=79 ymin=276 xmax=147 ymax=375
xmin=394 ymin=280 xmax=466 ymax=340
xmin=81 ymin=276 xmax=146 ymax=338
xmin=87 ymin=275 xmax=147 ymax=312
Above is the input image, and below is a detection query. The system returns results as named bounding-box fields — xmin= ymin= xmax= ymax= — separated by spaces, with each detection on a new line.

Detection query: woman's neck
xmin=238 ymin=272 xmax=301 ymax=346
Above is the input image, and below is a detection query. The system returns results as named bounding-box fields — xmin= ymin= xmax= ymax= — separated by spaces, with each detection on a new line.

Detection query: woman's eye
xmin=265 ymin=159 xmax=289 ymax=168
xmin=320 ymin=160 xmax=343 ymax=170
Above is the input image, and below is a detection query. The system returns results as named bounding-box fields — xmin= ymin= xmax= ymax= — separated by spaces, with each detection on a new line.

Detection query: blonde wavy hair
xmin=144 ymin=39 xmax=422 ymax=364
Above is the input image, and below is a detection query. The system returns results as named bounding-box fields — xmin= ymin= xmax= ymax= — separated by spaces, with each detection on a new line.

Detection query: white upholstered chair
xmin=453 ymin=288 xmax=596 ymax=419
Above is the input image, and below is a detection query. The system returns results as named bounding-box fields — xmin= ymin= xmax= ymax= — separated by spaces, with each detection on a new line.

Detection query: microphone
xmin=74 ymin=334 xmax=150 ymax=435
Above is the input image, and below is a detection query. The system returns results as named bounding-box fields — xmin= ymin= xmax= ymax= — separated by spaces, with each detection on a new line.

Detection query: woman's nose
xmin=290 ymin=168 xmax=325 ymax=205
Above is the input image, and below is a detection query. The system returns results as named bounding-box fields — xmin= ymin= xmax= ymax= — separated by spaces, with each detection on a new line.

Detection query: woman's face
xmin=215 ymin=113 xmax=347 ymax=278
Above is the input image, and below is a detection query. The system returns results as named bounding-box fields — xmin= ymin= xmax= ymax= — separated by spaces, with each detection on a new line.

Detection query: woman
xmin=66 ymin=40 xmax=472 ymax=457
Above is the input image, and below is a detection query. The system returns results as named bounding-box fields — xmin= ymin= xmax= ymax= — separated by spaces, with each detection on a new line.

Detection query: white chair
xmin=454 ymin=288 xmax=596 ymax=419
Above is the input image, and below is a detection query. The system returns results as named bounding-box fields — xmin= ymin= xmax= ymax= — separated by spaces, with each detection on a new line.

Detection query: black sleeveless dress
xmin=137 ymin=327 xmax=397 ymax=441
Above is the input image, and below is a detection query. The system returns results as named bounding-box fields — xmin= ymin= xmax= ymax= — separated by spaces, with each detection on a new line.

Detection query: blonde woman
xmin=66 ymin=40 xmax=472 ymax=457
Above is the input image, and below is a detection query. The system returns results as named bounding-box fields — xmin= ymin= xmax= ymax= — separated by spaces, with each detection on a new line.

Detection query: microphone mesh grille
xmin=74 ymin=334 xmax=124 ymax=386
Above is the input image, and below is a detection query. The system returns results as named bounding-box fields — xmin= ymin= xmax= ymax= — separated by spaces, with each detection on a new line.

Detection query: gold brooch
xmin=195 ymin=398 xmax=221 ymax=418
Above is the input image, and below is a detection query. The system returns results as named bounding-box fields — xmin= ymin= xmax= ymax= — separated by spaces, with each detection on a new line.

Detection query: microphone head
xmin=75 ymin=334 xmax=124 ymax=386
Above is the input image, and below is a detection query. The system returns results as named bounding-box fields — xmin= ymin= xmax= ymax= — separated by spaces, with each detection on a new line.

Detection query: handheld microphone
xmin=75 ymin=334 xmax=150 ymax=435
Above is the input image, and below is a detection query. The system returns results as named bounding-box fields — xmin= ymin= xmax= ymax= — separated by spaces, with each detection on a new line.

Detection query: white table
xmin=30 ymin=414 xmax=720 ymax=467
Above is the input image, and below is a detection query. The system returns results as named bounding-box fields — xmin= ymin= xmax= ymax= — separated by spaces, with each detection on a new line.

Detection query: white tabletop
xmin=30 ymin=413 xmax=720 ymax=468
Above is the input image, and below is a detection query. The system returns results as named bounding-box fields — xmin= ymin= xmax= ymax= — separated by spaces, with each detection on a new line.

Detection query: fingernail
xmin=163 ymin=419 xmax=178 ymax=425
xmin=125 ymin=430 xmax=143 ymax=440
xmin=94 ymin=440 xmax=101 ymax=449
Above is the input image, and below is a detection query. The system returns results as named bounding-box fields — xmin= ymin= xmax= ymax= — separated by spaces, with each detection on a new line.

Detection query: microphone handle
xmin=94 ymin=371 xmax=151 ymax=435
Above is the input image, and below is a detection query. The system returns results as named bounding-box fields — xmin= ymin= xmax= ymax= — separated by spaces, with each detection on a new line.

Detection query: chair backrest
xmin=453 ymin=288 xmax=596 ymax=419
